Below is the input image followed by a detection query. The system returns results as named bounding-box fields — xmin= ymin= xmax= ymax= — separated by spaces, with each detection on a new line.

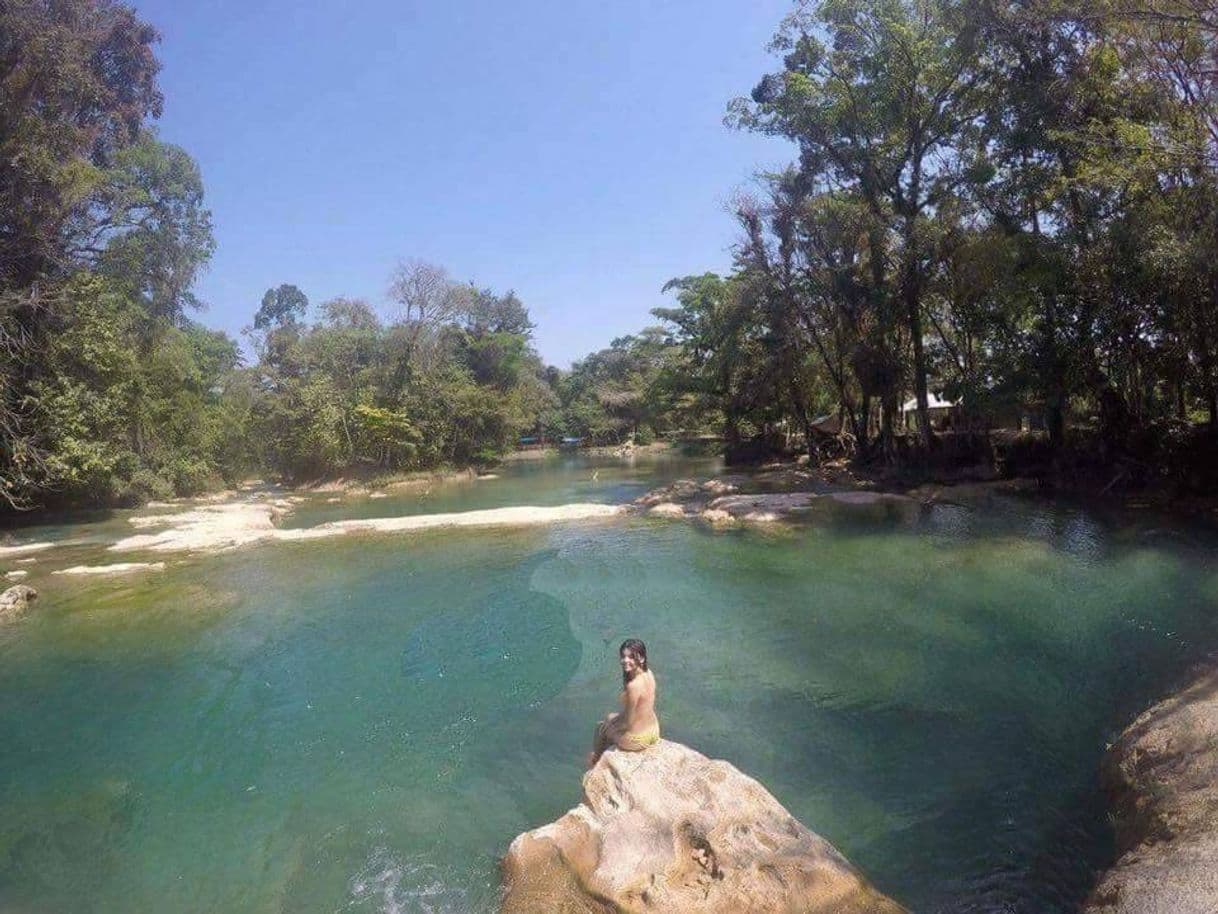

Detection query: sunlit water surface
xmin=2 ymin=454 xmax=1217 ymax=913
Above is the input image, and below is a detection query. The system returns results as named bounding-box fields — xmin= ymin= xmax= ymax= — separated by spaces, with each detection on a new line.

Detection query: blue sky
xmin=137 ymin=0 xmax=794 ymax=366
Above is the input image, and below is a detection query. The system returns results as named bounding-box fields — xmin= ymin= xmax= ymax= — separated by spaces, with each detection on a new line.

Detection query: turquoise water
xmin=1 ymin=455 xmax=1217 ymax=913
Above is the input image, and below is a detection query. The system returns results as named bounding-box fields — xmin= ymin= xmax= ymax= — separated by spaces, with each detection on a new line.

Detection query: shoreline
xmin=500 ymin=440 xmax=676 ymax=461
xmin=0 ymin=465 xmax=494 ymax=533
xmin=631 ymin=455 xmax=1218 ymax=531
xmin=292 ymin=465 xmax=483 ymax=494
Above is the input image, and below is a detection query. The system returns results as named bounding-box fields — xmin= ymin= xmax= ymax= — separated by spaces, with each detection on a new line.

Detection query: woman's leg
xmin=587 ymin=713 xmax=621 ymax=767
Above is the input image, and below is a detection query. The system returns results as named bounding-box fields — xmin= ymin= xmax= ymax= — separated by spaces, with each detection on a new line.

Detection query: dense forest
xmin=2 ymin=0 xmax=1217 ymax=512
xmin=650 ymin=0 xmax=1218 ymax=485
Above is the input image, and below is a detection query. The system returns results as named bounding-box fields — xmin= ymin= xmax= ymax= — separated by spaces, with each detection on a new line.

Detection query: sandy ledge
xmin=0 ymin=542 xmax=56 ymax=558
xmin=55 ymin=562 xmax=166 ymax=575
xmin=109 ymin=501 xmax=626 ymax=554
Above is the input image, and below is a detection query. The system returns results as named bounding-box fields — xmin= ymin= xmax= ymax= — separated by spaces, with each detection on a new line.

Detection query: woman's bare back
xmin=621 ymin=670 xmax=658 ymax=738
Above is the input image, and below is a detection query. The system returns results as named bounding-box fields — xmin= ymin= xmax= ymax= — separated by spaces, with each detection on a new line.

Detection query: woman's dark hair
xmin=620 ymin=638 xmax=648 ymax=688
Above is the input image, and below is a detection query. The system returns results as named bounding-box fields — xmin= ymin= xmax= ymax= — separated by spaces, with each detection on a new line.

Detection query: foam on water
xmin=347 ymin=848 xmax=482 ymax=914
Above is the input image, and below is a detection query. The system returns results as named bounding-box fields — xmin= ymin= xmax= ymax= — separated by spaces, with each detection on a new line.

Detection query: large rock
xmin=1084 ymin=663 xmax=1218 ymax=914
xmin=0 ymin=584 xmax=38 ymax=622
xmin=500 ymin=740 xmax=907 ymax=914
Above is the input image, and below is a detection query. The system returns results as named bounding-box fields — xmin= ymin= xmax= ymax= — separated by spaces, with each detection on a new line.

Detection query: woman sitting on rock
xmin=587 ymin=638 xmax=660 ymax=768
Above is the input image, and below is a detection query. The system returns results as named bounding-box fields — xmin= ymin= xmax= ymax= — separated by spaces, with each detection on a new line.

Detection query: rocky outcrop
xmin=0 ymin=584 xmax=38 ymax=622
xmin=645 ymin=502 xmax=686 ymax=519
xmin=1084 ymin=663 xmax=1218 ymax=914
xmin=500 ymin=740 xmax=907 ymax=914
xmin=635 ymin=476 xmax=916 ymax=528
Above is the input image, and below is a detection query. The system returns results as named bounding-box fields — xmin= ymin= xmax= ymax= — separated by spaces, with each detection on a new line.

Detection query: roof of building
xmin=901 ymin=392 xmax=958 ymax=412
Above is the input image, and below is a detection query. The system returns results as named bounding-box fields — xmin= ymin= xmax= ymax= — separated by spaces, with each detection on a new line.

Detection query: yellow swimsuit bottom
xmin=616 ymin=723 xmax=661 ymax=751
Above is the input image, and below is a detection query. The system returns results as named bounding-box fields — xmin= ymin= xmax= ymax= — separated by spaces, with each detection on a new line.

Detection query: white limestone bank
xmin=54 ymin=562 xmax=166 ymax=575
xmin=0 ymin=542 xmax=55 ymax=558
xmin=109 ymin=501 xmax=626 ymax=554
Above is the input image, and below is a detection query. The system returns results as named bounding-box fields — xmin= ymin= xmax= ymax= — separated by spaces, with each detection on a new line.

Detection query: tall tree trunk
xmin=901 ymin=220 xmax=934 ymax=451
xmin=879 ymin=393 xmax=899 ymax=464
xmin=1197 ymin=317 xmax=1218 ymax=428
xmin=1207 ymin=279 xmax=1218 ymax=428
xmin=1044 ymin=291 xmax=1067 ymax=451
xmin=857 ymin=393 xmax=872 ymax=455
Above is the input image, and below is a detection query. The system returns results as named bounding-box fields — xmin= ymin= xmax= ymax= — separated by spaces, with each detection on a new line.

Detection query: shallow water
xmin=1 ymin=456 xmax=1216 ymax=913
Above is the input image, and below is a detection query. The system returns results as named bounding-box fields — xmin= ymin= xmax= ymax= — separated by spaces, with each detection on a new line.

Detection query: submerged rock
xmin=634 ymin=478 xmax=704 ymax=507
xmin=646 ymin=502 xmax=686 ymax=518
xmin=708 ymin=493 xmax=818 ymax=516
xmin=0 ymin=584 xmax=38 ymax=622
xmin=698 ymin=508 xmax=735 ymax=527
xmin=500 ymin=740 xmax=906 ymax=914
xmin=1085 ymin=663 xmax=1218 ymax=914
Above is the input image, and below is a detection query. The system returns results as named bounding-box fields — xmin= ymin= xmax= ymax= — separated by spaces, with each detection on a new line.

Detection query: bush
xmin=167 ymin=458 xmax=222 ymax=497
xmin=118 ymin=469 xmax=174 ymax=506
xmin=472 ymin=445 xmax=503 ymax=470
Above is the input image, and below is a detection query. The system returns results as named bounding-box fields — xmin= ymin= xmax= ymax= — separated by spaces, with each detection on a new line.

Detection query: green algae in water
xmin=1 ymin=459 xmax=1217 ymax=913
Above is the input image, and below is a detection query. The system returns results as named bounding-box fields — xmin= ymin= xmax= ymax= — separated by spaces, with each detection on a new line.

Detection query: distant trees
xmin=549 ymin=329 xmax=682 ymax=445
xmin=253 ymin=284 xmax=309 ymax=330
xmin=244 ymin=270 xmax=553 ymax=481
xmin=0 ymin=2 xmax=560 ymax=511
xmin=729 ymin=0 xmax=990 ymax=452
xmin=569 ymin=0 xmax=1217 ymax=484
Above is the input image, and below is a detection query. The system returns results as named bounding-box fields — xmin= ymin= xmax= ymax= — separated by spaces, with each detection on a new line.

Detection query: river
xmin=1 ymin=453 xmax=1216 ymax=913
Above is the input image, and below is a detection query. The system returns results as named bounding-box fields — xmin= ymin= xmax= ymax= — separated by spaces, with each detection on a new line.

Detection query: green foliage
xmin=243 ymin=278 xmax=550 ymax=482
xmin=94 ymin=134 xmax=215 ymax=321
xmin=14 ymin=274 xmax=254 ymax=507
xmin=6 ymin=0 xmax=1218 ymax=510
xmin=352 ymin=404 xmax=420 ymax=467
xmin=254 ymin=284 xmax=309 ymax=330
xmin=0 ymin=0 xmax=163 ymax=288
xmin=551 ymin=328 xmax=681 ymax=444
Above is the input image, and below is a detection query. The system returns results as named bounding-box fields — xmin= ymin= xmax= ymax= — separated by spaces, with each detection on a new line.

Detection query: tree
xmin=730 ymin=0 xmax=992 ymax=451
xmin=384 ymin=259 xmax=466 ymax=401
xmin=254 ymin=284 xmax=309 ymax=330
xmin=91 ymin=133 xmax=215 ymax=324
xmin=0 ymin=0 xmax=163 ymax=290
xmin=319 ymin=296 xmax=380 ymax=330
